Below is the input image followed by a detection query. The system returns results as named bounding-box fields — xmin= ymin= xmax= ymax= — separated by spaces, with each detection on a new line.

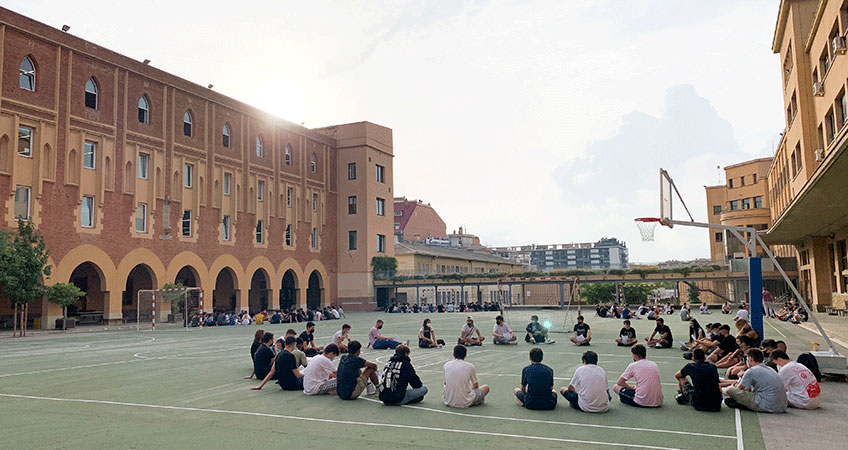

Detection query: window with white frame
xmin=84 ymin=78 xmax=98 ymax=109
xmin=138 ymin=153 xmax=149 ymax=179
xmin=310 ymin=153 xmax=317 ymax=173
xmin=376 ymin=197 xmax=385 ymax=216
xmin=84 ymin=141 xmax=96 ymax=169
xmin=287 ymin=187 xmax=293 ymax=207
xmin=14 ymin=186 xmax=30 ymax=221
xmin=348 ymin=196 xmax=356 ymax=214
xmin=285 ymin=224 xmax=292 ymax=246
xmin=256 ymin=220 xmax=264 ymax=244
xmin=256 ymin=136 xmax=263 ymax=157
xmin=18 ymin=126 xmax=32 ymax=157
xmin=138 ymin=95 xmax=150 ymax=124
xmin=81 ymin=196 xmax=94 ymax=228
xmin=222 ymin=124 xmax=231 ymax=148
xmin=222 ymin=215 xmax=231 ymax=241
xmin=182 ymin=210 xmax=192 ymax=237
xmin=258 ymin=180 xmax=265 ymax=201
xmin=184 ymin=164 xmax=193 ymax=188
xmin=136 ymin=203 xmax=147 ymax=233
xmin=377 ymin=234 xmax=386 ymax=253
xmin=183 ymin=111 xmax=193 ymax=137
xmin=285 ymin=145 xmax=292 ymax=165
xmin=347 ymin=163 xmax=356 ymax=180
xmin=19 ymin=56 xmax=35 ymax=91
xmin=376 ymin=164 xmax=385 ymax=183
xmin=224 ymin=173 xmax=231 ymax=195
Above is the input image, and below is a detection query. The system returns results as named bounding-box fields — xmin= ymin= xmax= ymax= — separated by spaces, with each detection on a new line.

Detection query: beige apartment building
xmin=768 ymin=0 xmax=848 ymax=310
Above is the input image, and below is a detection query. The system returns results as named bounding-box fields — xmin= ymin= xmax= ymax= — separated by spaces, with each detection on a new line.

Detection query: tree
xmin=580 ymin=283 xmax=616 ymax=304
xmin=162 ymin=282 xmax=189 ymax=318
xmin=0 ymin=221 xmax=51 ymax=337
xmin=622 ymin=284 xmax=655 ymax=304
xmin=48 ymin=283 xmax=85 ymax=330
xmin=371 ymin=256 xmax=398 ymax=280
xmin=688 ymin=284 xmax=701 ymax=304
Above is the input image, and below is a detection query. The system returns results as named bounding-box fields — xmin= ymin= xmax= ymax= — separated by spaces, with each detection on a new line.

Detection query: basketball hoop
xmin=634 ymin=217 xmax=664 ymax=242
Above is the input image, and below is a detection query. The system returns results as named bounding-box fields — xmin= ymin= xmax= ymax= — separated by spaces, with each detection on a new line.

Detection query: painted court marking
xmin=0 ymin=393 xmax=684 ymax=450
xmin=358 ymin=397 xmax=734 ymax=440
xmin=735 ymin=408 xmax=744 ymax=450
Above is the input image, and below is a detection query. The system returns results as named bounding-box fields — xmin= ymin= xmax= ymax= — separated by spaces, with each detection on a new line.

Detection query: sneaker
xmin=546 ymin=340 xmax=556 ymax=344
xmin=654 ymin=344 xmax=663 ymax=349
xmin=683 ymin=352 xmax=693 ymax=360
xmin=509 ymin=340 xmax=518 ymax=345
xmin=366 ymin=383 xmax=377 ymax=396
xmin=403 ymin=340 xmax=409 ymax=347
xmin=724 ymin=398 xmax=742 ymax=409
xmin=529 ymin=337 xmax=536 ymax=344
xmin=675 ymin=392 xmax=689 ymax=405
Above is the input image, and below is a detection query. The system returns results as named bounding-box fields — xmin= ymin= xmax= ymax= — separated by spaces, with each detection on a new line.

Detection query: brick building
xmin=0 ymin=7 xmax=394 ymax=326
xmin=393 ymin=197 xmax=446 ymax=243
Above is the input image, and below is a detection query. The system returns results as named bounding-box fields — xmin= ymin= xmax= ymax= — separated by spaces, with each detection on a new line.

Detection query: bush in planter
xmin=48 ymin=283 xmax=85 ymax=330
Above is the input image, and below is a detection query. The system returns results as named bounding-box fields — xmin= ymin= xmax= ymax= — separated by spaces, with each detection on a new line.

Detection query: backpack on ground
xmin=797 ymin=353 xmax=822 ymax=381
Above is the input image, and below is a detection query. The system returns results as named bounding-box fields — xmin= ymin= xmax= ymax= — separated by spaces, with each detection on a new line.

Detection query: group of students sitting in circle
xmin=385 ymin=301 xmax=502 ymax=314
xmin=189 ymin=306 xmax=345 ymax=328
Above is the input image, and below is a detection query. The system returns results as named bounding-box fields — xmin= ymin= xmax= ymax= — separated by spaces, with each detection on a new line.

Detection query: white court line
xmin=735 ymin=408 xmax=744 ymax=450
xmin=0 ymin=393 xmax=683 ymax=450
xmin=357 ymin=397 xmax=733 ymax=440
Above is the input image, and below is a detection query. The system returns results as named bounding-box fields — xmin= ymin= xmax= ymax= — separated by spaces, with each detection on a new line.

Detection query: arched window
xmin=84 ymin=78 xmax=98 ymax=109
xmin=285 ymin=145 xmax=292 ymax=166
xmin=138 ymin=95 xmax=150 ymax=124
xmin=19 ymin=56 xmax=35 ymax=91
xmin=183 ymin=111 xmax=193 ymax=137
xmin=310 ymin=153 xmax=317 ymax=173
xmin=222 ymin=124 xmax=231 ymax=148
xmin=255 ymin=136 xmax=263 ymax=157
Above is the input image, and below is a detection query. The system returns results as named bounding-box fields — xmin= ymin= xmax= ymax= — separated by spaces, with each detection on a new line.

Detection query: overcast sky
xmin=7 ymin=0 xmax=783 ymax=263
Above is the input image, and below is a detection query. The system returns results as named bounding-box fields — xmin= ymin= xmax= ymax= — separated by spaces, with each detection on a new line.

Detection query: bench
xmin=78 ymin=311 xmax=103 ymax=325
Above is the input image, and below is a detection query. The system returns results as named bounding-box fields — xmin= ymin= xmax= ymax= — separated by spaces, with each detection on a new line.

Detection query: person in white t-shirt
xmin=459 ymin=316 xmax=485 ymax=346
xmin=560 ymin=351 xmax=610 ymax=412
xmin=493 ymin=315 xmax=517 ymax=345
xmin=332 ymin=324 xmax=351 ymax=353
xmin=772 ymin=350 xmax=821 ymax=409
xmin=735 ymin=306 xmax=749 ymax=322
xmin=302 ymin=344 xmax=339 ymax=395
xmin=443 ymin=345 xmax=489 ymax=408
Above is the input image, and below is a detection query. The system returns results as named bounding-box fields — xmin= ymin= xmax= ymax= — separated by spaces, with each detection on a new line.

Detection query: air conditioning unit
xmin=815 ymin=148 xmax=825 ymax=161
xmin=834 ymin=36 xmax=847 ymax=55
xmin=813 ymin=82 xmax=825 ymax=96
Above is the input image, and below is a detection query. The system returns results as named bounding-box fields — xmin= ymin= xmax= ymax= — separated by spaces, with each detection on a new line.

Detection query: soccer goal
xmin=502 ymin=279 xmax=582 ymax=334
xmin=136 ymin=288 xmax=204 ymax=331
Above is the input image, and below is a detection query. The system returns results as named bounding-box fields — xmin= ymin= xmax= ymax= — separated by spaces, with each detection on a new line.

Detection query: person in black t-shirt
xmin=299 ymin=321 xmax=324 ymax=357
xmin=646 ymin=318 xmax=673 ymax=348
xmin=570 ymin=316 xmax=592 ymax=346
xmin=707 ymin=325 xmax=738 ymax=363
xmin=514 ymin=347 xmax=557 ymax=410
xmin=337 ymin=341 xmax=379 ymax=400
xmin=252 ymin=332 xmax=276 ymax=381
xmin=615 ymin=320 xmax=637 ymax=346
xmin=674 ymin=348 xmax=722 ymax=411
xmin=252 ymin=336 xmax=304 ymax=391
xmin=244 ymin=329 xmax=266 ymax=379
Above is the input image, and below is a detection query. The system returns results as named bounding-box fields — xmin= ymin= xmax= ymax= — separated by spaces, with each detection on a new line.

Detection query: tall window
xmin=19 ymin=56 xmax=35 ymax=91
xmin=256 ymin=136 xmax=263 ymax=157
xmin=256 ymin=220 xmax=264 ymax=244
xmin=310 ymin=153 xmax=317 ymax=173
xmin=313 ymin=192 xmax=318 ymax=211
xmin=728 ymin=178 xmax=734 ymax=188
xmin=222 ymin=124 xmax=231 ymax=147
xmin=223 ymin=173 xmax=232 ymax=195
xmin=285 ymin=145 xmax=292 ymax=165
xmin=348 ymin=196 xmax=357 ymax=214
xmin=14 ymin=186 xmax=30 ymax=220
xmin=287 ymin=187 xmax=293 ymax=207
xmin=712 ymin=205 xmax=721 ymax=215
xmin=376 ymin=164 xmax=385 ymax=183
xmin=138 ymin=95 xmax=150 ymax=124
xmin=348 ymin=230 xmax=357 ymax=250
xmin=311 ymin=227 xmax=317 ymax=248
xmin=730 ymin=200 xmax=739 ymax=211
xmin=18 ymin=126 xmax=33 ymax=157
xmin=81 ymin=196 xmax=94 ymax=228
xmin=182 ymin=210 xmax=192 ymax=237
xmin=84 ymin=78 xmax=98 ymax=109
xmin=347 ymin=163 xmax=356 ymax=180
xmin=742 ymin=198 xmax=751 ymax=210
xmin=376 ymin=197 xmax=385 ymax=216
xmin=136 ymin=203 xmax=147 ymax=232
xmin=257 ymin=180 xmax=264 ymax=201
xmin=184 ymin=164 xmax=193 ymax=188
xmin=715 ymin=232 xmax=723 ymax=243
xmin=377 ymin=234 xmax=386 ymax=253
xmin=138 ymin=153 xmax=149 ymax=179
xmin=222 ymin=215 xmax=231 ymax=240
xmin=754 ymin=196 xmax=763 ymax=209
xmin=84 ymin=141 xmax=96 ymax=169
xmin=183 ymin=111 xmax=193 ymax=137
xmin=285 ymin=224 xmax=292 ymax=246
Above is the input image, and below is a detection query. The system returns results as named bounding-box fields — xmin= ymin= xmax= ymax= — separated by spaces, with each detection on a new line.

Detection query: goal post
xmin=136 ymin=287 xmax=204 ymax=331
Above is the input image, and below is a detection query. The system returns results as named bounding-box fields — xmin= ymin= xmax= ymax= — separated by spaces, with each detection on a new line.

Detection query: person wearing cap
xmin=459 ymin=316 xmax=485 ymax=346
xmin=525 ymin=315 xmax=551 ymax=344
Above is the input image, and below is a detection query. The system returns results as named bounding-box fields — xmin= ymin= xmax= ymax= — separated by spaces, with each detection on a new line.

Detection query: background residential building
xmin=393 ymin=197 xmax=446 ymax=243
xmin=491 ymin=238 xmax=629 ymax=271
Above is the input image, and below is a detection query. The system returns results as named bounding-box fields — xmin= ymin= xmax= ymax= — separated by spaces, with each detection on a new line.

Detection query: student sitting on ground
xmin=252 ymin=332 xmax=276 ymax=381
xmin=525 ymin=315 xmax=553 ymax=344
xmin=244 ymin=329 xmax=266 ymax=379
xmin=493 ymin=315 xmax=518 ymax=345
xmin=682 ymin=319 xmax=706 ymax=351
xmin=251 ymin=336 xmax=305 ymax=391
xmin=459 ymin=316 xmax=485 ymax=346
xmin=674 ymin=348 xmax=721 ymax=412
xmin=299 ymin=322 xmax=324 ymax=357
xmin=719 ymin=336 xmax=756 ymax=380
xmin=613 ymin=344 xmax=663 ymax=408
xmin=706 ymin=325 xmax=738 ymax=363
xmin=443 ymin=345 xmax=489 ymax=408
xmin=419 ymin=318 xmax=444 ymax=348
xmin=771 ymin=350 xmax=821 ymax=410
xmin=724 ymin=349 xmax=788 ymax=413
xmin=680 ymin=305 xmax=692 ymax=321
xmin=302 ymin=344 xmax=340 ymax=396
xmin=514 ymin=347 xmax=557 ymax=410
xmin=570 ymin=315 xmax=591 ymax=346
xmin=560 ymin=351 xmax=610 ymax=413
xmin=645 ymin=317 xmax=673 ymax=348
xmin=735 ymin=305 xmax=750 ymax=322
xmin=735 ymin=319 xmax=759 ymax=344
xmin=332 ymin=324 xmax=351 ymax=353
xmin=336 ymin=341 xmax=379 ymax=400
xmin=615 ymin=320 xmax=637 ymax=346
xmin=722 ymin=302 xmax=732 ymax=314
xmin=700 ymin=303 xmax=710 ymax=314
xmin=368 ymin=319 xmax=405 ymax=350
xmin=379 ymin=345 xmax=427 ymax=405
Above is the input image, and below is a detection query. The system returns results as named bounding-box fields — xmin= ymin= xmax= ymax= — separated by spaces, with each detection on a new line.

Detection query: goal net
xmin=502 ymin=305 xmax=581 ymax=334
xmin=136 ymin=288 xmax=203 ymax=331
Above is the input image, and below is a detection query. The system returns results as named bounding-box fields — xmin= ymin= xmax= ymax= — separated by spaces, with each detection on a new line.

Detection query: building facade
xmin=0 ymin=7 xmax=393 ymax=327
xmin=768 ymin=0 xmax=848 ymax=310
xmin=492 ymin=238 xmax=629 ymax=271
xmin=393 ymin=197 xmax=445 ymax=243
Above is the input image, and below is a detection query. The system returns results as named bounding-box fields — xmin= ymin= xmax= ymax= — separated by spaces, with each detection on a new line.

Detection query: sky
xmin=5 ymin=0 xmax=784 ymax=263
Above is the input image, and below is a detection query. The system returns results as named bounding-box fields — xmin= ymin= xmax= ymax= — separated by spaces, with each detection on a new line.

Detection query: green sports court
xmin=3 ymin=310 xmax=840 ymax=449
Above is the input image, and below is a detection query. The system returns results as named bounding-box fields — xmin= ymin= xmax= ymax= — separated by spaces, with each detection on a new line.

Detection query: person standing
xmin=613 ymin=344 xmax=663 ymax=408
xmin=560 ymin=351 xmax=610 ymax=412
xmin=443 ymin=345 xmax=489 ymax=408
xmin=674 ymin=348 xmax=722 ymax=412
xmin=368 ymin=319 xmax=404 ymax=350
xmin=493 ymin=315 xmax=518 ymax=345
xmin=514 ymin=347 xmax=557 ymax=410
xmin=379 ymin=345 xmax=428 ymax=405
xmin=724 ymin=349 xmax=788 ymax=413
xmin=762 ymin=288 xmax=775 ymax=319
xmin=336 ymin=341 xmax=379 ymax=400
xmin=771 ymin=350 xmax=821 ymax=410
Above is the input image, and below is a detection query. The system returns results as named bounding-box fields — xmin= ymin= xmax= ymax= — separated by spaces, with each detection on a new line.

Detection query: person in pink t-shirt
xmin=613 ymin=344 xmax=663 ymax=407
